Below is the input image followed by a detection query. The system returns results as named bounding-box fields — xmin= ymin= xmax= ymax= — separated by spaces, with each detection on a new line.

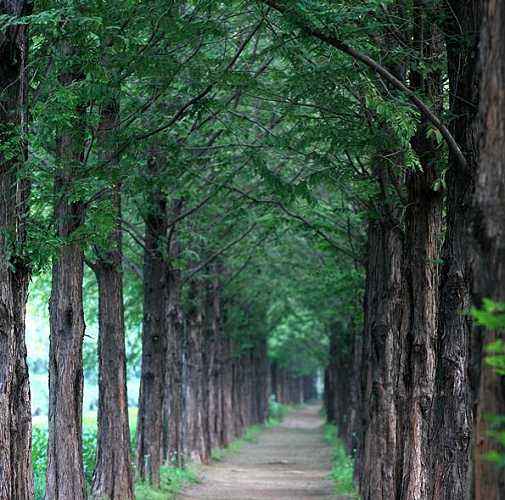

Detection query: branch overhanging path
xmin=259 ymin=0 xmax=467 ymax=169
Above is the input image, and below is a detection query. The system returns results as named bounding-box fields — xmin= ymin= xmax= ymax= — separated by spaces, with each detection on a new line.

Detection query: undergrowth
xmin=134 ymin=465 xmax=199 ymax=499
xmin=32 ymin=408 xmax=197 ymax=500
xmin=324 ymin=424 xmax=359 ymax=498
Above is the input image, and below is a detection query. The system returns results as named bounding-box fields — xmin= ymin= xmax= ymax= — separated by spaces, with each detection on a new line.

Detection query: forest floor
xmin=177 ymin=405 xmax=347 ymax=499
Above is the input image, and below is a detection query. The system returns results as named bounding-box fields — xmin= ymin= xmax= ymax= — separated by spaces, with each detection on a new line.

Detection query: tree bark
xmin=136 ymin=157 xmax=168 ymax=485
xmin=90 ymin=185 xmax=133 ymax=498
xmin=325 ymin=331 xmax=338 ymax=424
xmin=358 ymin=181 xmax=409 ymax=500
xmin=430 ymin=2 xmax=481 ymax=498
xmin=401 ymin=163 xmax=442 ymax=500
xmin=205 ymin=268 xmax=223 ymax=451
xmin=0 ymin=1 xmax=33 ymax=498
xmin=400 ymin=11 xmax=444 ymax=497
xmin=46 ymin=50 xmax=87 ymax=500
xmin=164 ymin=201 xmax=185 ymax=466
xmin=220 ymin=335 xmax=234 ymax=446
xmin=185 ymin=278 xmax=208 ymax=463
xmin=473 ymin=2 xmax=505 ymax=498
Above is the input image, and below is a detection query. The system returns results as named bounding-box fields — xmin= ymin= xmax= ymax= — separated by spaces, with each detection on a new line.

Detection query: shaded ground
xmin=178 ymin=405 xmax=344 ymax=500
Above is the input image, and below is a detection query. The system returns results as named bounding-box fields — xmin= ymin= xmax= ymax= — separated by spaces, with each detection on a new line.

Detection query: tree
xmin=473 ymin=2 xmax=505 ymax=498
xmin=0 ymin=1 xmax=34 ymax=498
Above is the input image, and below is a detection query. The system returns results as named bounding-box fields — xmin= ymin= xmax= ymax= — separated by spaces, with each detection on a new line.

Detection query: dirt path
xmin=178 ymin=405 xmax=344 ymax=500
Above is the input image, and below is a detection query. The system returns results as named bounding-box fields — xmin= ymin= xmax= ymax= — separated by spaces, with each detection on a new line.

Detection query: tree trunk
xmin=91 ymin=185 xmax=133 ymax=500
xmin=205 ymin=268 xmax=223 ymax=450
xmin=401 ymin=165 xmax=442 ymax=500
xmin=0 ymin=1 xmax=33 ymax=498
xmin=136 ymin=157 xmax=168 ymax=485
xmin=473 ymin=2 xmax=505 ymax=498
xmin=325 ymin=331 xmax=338 ymax=424
xmin=164 ymin=203 xmax=185 ymax=466
xmin=401 ymin=22 xmax=444 ymax=495
xmin=348 ymin=325 xmax=363 ymax=454
xmin=430 ymin=2 xmax=481 ymax=498
xmin=185 ymin=278 xmax=207 ymax=463
xmin=46 ymin=52 xmax=87 ymax=500
xmin=220 ymin=336 xmax=234 ymax=446
xmin=359 ymin=209 xmax=408 ymax=500
xmin=47 ymin=223 xmax=86 ymax=500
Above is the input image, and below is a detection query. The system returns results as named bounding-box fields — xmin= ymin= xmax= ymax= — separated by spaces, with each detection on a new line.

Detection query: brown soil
xmin=177 ymin=405 xmax=347 ymax=499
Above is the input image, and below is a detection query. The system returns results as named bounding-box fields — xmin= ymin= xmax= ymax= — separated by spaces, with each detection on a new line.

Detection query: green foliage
xmin=31 ymin=408 xmax=194 ymax=500
xmin=324 ymin=425 xmax=359 ymax=498
xmin=32 ymin=428 xmax=48 ymax=500
xmin=31 ymin=424 xmax=97 ymax=499
xmin=472 ymin=300 xmax=505 ymax=465
xmin=134 ymin=466 xmax=199 ymax=500
xmin=472 ymin=299 xmax=505 ymax=374
xmin=268 ymin=395 xmax=290 ymax=424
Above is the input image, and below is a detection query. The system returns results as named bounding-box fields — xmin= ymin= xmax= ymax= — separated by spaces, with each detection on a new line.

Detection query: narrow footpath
xmin=178 ymin=405 xmax=344 ymax=500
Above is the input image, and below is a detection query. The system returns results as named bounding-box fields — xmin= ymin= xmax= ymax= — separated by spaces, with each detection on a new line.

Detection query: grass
xmin=32 ymin=407 xmax=196 ymax=500
xmin=324 ymin=424 xmax=360 ymax=498
xmin=134 ymin=465 xmax=199 ymax=500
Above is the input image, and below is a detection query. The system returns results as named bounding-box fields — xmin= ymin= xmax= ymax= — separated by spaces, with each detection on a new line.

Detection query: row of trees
xmin=1 ymin=1 xmax=327 ymax=499
xmin=3 ymin=0 xmax=505 ymax=499
xmin=315 ymin=1 xmax=505 ymax=499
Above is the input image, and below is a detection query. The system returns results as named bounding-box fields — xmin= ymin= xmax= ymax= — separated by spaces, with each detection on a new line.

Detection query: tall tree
xmin=45 ymin=44 xmax=87 ymax=500
xmin=401 ymin=5 xmax=444 ymax=497
xmin=0 ymin=1 xmax=33 ymax=498
xmin=89 ymin=100 xmax=134 ymax=500
xmin=430 ymin=1 xmax=482 ymax=498
xmin=136 ymin=154 xmax=168 ymax=486
xmin=473 ymin=1 xmax=505 ymax=498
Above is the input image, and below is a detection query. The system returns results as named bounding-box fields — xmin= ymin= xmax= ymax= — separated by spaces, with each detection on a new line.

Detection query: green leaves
xmin=472 ymin=299 xmax=505 ymax=332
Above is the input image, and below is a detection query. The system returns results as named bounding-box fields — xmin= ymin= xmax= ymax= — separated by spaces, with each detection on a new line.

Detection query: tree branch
xmin=184 ymin=224 xmax=257 ymax=283
xmin=259 ymin=0 xmax=467 ymax=169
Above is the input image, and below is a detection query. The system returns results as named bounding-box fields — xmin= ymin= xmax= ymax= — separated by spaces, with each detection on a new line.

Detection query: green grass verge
xmin=32 ymin=408 xmax=197 ymax=500
xmin=324 ymin=424 xmax=360 ymax=498
xmin=134 ymin=465 xmax=200 ymax=500
xmin=210 ymin=424 xmax=266 ymax=462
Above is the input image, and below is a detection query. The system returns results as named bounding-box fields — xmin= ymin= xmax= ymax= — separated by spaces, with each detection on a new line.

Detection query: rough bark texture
xmin=205 ymin=269 xmax=223 ymax=451
xmin=401 ymin=13 xmax=444 ymax=494
xmin=402 ymin=165 xmax=442 ymax=500
xmin=136 ymin=158 xmax=168 ymax=485
xmin=164 ymin=202 xmax=185 ymax=466
xmin=347 ymin=324 xmax=363 ymax=454
xmin=46 ymin=53 xmax=87 ymax=500
xmin=359 ymin=214 xmax=408 ymax=500
xmin=47 ymin=221 xmax=86 ymax=499
xmin=91 ymin=186 xmax=133 ymax=498
xmin=0 ymin=1 xmax=33 ymax=498
xmin=46 ymin=204 xmax=86 ymax=500
xmin=430 ymin=2 xmax=481 ymax=498
xmin=185 ymin=278 xmax=208 ymax=463
xmin=473 ymin=2 xmax=505 ymax=498
xmin=220 ymin=335 xmax=234 ymax=447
